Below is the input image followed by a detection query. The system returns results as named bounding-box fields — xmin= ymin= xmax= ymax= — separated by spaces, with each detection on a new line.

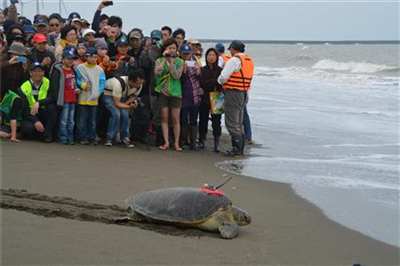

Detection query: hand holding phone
xmin=16 ymin=56 xmax=28 ymax=63
xmin=103 ymin=1 xmax=113 ymax=6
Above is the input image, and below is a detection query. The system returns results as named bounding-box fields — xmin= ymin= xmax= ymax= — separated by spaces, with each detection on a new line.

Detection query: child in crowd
xmin=75 ymin=47 xmax=106 ymax=145
xmin=95 ymin=37 xmax=118 ymax=75
xmin=114 ymin=37 xmax=135 ymax=76
xmin=75 ymin=40 xmax=88 ymax=67
xmin=53 ymin=49 xmax=80 ymax=145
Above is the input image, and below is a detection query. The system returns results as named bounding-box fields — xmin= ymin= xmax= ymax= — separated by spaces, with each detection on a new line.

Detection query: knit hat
xmin=95 ymin=38 xmax=108 ymax=50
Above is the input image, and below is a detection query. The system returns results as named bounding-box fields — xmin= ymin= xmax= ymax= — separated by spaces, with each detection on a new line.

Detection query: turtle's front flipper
xmin=219 ymin=222 xmax=239 ymax=239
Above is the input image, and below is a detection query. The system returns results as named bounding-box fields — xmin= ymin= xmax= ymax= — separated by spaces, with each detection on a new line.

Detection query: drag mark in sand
xmin=0 ymin=189 xmax=214 ymax=238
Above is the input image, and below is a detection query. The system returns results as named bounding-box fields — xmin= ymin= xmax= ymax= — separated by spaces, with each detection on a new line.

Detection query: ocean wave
xmin=312 ymin=59 xmax=399 ymax=74
xmin=254 ymin=66 xmax=400 ymax=87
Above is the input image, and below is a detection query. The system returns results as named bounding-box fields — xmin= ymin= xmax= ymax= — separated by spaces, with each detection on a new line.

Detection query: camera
xmin=133 ymin=97 xmax=145 ymax=108
xmin=122 ymin=56 xmax=131 ymax=62
xmin=10 ymin=0 xmax=19 ymax=4
xmin=165 ymin=53 xmax=177 ymax=58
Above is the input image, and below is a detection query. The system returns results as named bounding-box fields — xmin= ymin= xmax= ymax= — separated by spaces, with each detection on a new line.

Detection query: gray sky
xmin=15 ymin=0 xmax=400 ymax=41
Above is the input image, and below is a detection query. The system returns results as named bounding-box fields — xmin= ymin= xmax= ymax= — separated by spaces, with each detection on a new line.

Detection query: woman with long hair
xmin=154 ymin=38 xmax=184 ymax=151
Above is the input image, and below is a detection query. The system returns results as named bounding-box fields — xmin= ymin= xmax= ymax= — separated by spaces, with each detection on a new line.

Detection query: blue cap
xmin=23 ymin=25 xmax=36 ymax=34
xmin=68 ymin=12 xmax=81 ymax=22
xmin=85 ymin=47 xmax=97 ymax=56
xmin=150 ymin=29 xmax=162 ymax=40
xmin=180 ymin=44 xmax=191 ymax=54
xmin=62 ymin=48 xmax=77 ymax=59
xmin=215 ymin=42 xmax=225 ymax=52
xmin=29 ymin=62 xmax=45 ymax=71
xmin=116 ymin=38 xmax=129 ymax=47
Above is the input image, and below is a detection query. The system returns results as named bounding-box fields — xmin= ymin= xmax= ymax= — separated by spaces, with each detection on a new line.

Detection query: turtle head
xmin=232 ymin=206 xmax=251 ymax=226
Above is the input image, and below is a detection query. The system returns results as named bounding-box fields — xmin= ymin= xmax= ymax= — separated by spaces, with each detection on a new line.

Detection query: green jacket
xmin=155 ymin=58 xmax=183 ymax=97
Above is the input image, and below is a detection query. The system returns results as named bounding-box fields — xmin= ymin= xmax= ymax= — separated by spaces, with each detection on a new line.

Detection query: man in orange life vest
xmin=217 ymin=40 xmax=254 ymax=157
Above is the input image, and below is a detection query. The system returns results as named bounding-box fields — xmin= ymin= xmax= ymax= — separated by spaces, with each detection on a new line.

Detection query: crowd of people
xmin=0 ymin=0 xmax=254 ymax=157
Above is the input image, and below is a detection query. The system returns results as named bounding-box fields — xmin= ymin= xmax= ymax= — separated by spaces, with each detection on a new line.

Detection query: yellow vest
xmin=20 ymin=78 xmax=50 ymax=108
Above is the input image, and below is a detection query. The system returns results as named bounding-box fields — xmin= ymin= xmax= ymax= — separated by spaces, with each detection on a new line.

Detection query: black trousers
xmin=198 ymin=103 xmax=222 ymax=137
xmin=21 ymin=104 xmax=58 ymax=140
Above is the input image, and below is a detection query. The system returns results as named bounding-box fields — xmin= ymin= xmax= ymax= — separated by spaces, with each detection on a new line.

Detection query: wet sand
xmin=1 ymin=140 xmax=399 ymax=265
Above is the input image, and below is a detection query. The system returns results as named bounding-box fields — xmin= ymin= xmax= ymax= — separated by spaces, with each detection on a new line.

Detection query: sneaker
xmin=80 ymin=139 xmax=89 ymax=145
xmin=58 ymin=139 xmax=68 ymax=145
xmin=69 ymin=141 xmax=76 ymax=146
xmin=104 ymin=140 xmax=113 ymax=147
xmin=122 ymin=137 xmax=134 ymax=148
xmin=115 ymin=132 xmax=121 ymax=144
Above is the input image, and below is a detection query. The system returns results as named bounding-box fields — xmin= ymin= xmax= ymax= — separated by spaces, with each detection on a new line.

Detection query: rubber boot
xmin=222 ymin=135 xmax=242 ymax=158
xmin=180 ymin=126 xmax=188 ymax=150
xmin=189 ymin=125 xmax=198 ymax=150
xmin=214 ymin=135 xmax=221 ymax=153
xmin=197 ymin=133 xmax=206 ymax=149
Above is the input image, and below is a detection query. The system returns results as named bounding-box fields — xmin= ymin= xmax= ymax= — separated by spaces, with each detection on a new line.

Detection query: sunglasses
xmin=50 ymin=24 xmax=60 ymax=27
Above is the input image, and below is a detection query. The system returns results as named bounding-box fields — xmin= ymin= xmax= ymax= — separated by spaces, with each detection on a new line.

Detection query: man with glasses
xmin=27 ymin=33 xmax=56 ymax=78
xmin=34 ymin=17 xmax=57 ymax=48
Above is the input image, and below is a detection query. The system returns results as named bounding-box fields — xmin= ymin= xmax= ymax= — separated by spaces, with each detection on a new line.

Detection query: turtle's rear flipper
xmin=114 ymin=217 xmax=130 ymax=224
xmin=219 ymin=222 xmax=238 ymax=239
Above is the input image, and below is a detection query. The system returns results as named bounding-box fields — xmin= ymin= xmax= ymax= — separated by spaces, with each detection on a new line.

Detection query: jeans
xmin=180 ymin=106 xmax=199 ymax=127
xmin=101 ymin=95 xmax=129 ymax=140
xmin=76 ymin=105 xmax=97 ymax=142
xmin=243 ymin=105 xmax=252 ymax=141
xmin=58 ymin=103 xmax=76 ymax=142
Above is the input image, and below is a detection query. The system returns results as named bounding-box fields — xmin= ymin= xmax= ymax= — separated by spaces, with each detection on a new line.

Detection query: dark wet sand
xmin=1 ymin=140 xmax=399 ymax=265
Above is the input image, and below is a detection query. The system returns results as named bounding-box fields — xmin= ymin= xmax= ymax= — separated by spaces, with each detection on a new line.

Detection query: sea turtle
xmin=123 ymin=186 xmax=251 ymax=239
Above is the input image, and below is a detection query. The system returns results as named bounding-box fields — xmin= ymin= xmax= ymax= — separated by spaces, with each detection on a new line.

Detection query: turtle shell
xmin=126 ymin=187 xmax=232 ymax=223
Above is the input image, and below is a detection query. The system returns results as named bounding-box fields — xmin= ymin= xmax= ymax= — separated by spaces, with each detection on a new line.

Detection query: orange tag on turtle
xmin=200 ymin=186 xmax=225 ymax=196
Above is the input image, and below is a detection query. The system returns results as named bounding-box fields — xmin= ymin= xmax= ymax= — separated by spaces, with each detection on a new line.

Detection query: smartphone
xmin=103 ymin=1 xmax=113 ymax=6
xmin=16 ymin=56 xmax=28 ymax=63
xmin=185 ymin=60 xmax=195 ymax=67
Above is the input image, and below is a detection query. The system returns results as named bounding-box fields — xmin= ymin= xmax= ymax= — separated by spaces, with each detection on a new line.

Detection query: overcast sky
xmin=14 ymin=0 xmax=400 ymax=41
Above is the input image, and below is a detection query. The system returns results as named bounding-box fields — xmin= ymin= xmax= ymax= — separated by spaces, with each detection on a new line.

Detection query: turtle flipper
xmin=218 ymin=222 xmax=239 ymax=239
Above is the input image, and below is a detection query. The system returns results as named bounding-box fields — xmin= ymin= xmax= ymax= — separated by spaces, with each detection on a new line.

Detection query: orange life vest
xmin=221 ymin=53 xmax=231 ymax=64
xmin=222 ymin=54 xmax=254 ymax=91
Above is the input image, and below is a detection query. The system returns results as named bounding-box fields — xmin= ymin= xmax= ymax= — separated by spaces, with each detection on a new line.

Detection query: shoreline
xmin=1 ymin=139 xmax=399 ymax=265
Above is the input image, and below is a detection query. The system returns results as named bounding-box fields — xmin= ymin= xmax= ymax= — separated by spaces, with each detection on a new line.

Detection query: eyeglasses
xmin=49 ymin=24 xmax=60 ymax=27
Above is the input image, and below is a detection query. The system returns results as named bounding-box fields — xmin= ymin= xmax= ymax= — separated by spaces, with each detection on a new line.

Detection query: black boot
xmin=222 ymin=136 xmax=242 ymax=158
xmin=197 ymin=133 xmax=206 ymax=149
xmin=155 ymin=126 xmax=163 ymax=147
xmin=180 ymin=126 xmax=188 ymax=150
xmin=189 ymin=125 xmax=198 ymax=150
xmin=214 ymin=135 xmax=221 ymax=153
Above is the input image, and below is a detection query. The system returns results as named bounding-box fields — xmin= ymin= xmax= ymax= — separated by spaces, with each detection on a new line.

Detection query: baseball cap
xmin=82 ymin=28 xmax=96 ymax=38
xmin=81 ymin=19 xmax=91 ymax=26
xmin=187 ymin=38 xmax=200 ymax=45
xmin=12 ymin=34 xmax=25 ymax=42
xmin=150 ymin=29 xmax=162 ymax=40
xmin=29 ymin=62 xmax=46 ymax=71
xmin=85 ymin=47 xmax=97 ymax=56
xmin=129 ymin=30 xmax=143 ymax=39
xmin=228 ymin=40 xmax=245 ymax=53
xmin=116 ymin=38 xmax=129 ymax=47
xmin=215 ymin=42 xmax=225 ymax=52
xmin=68 ymin=12 xmax=81 ymax=22
xmin=33 ymin=33 xmax=47 ymax=43
xmin=180 ymin=44 xmax=191 ymax=54
xmin=23 ymin=25 xmax=36 ymax=34
xmin=62 ymin=48 xmax=78 ymax=59
xmin=35 ymin=18 xmax=48 ymax=26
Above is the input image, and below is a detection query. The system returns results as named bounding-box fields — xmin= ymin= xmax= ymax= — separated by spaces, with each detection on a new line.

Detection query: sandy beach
xmin=1 ymin=139 xmax=399 ymax=265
